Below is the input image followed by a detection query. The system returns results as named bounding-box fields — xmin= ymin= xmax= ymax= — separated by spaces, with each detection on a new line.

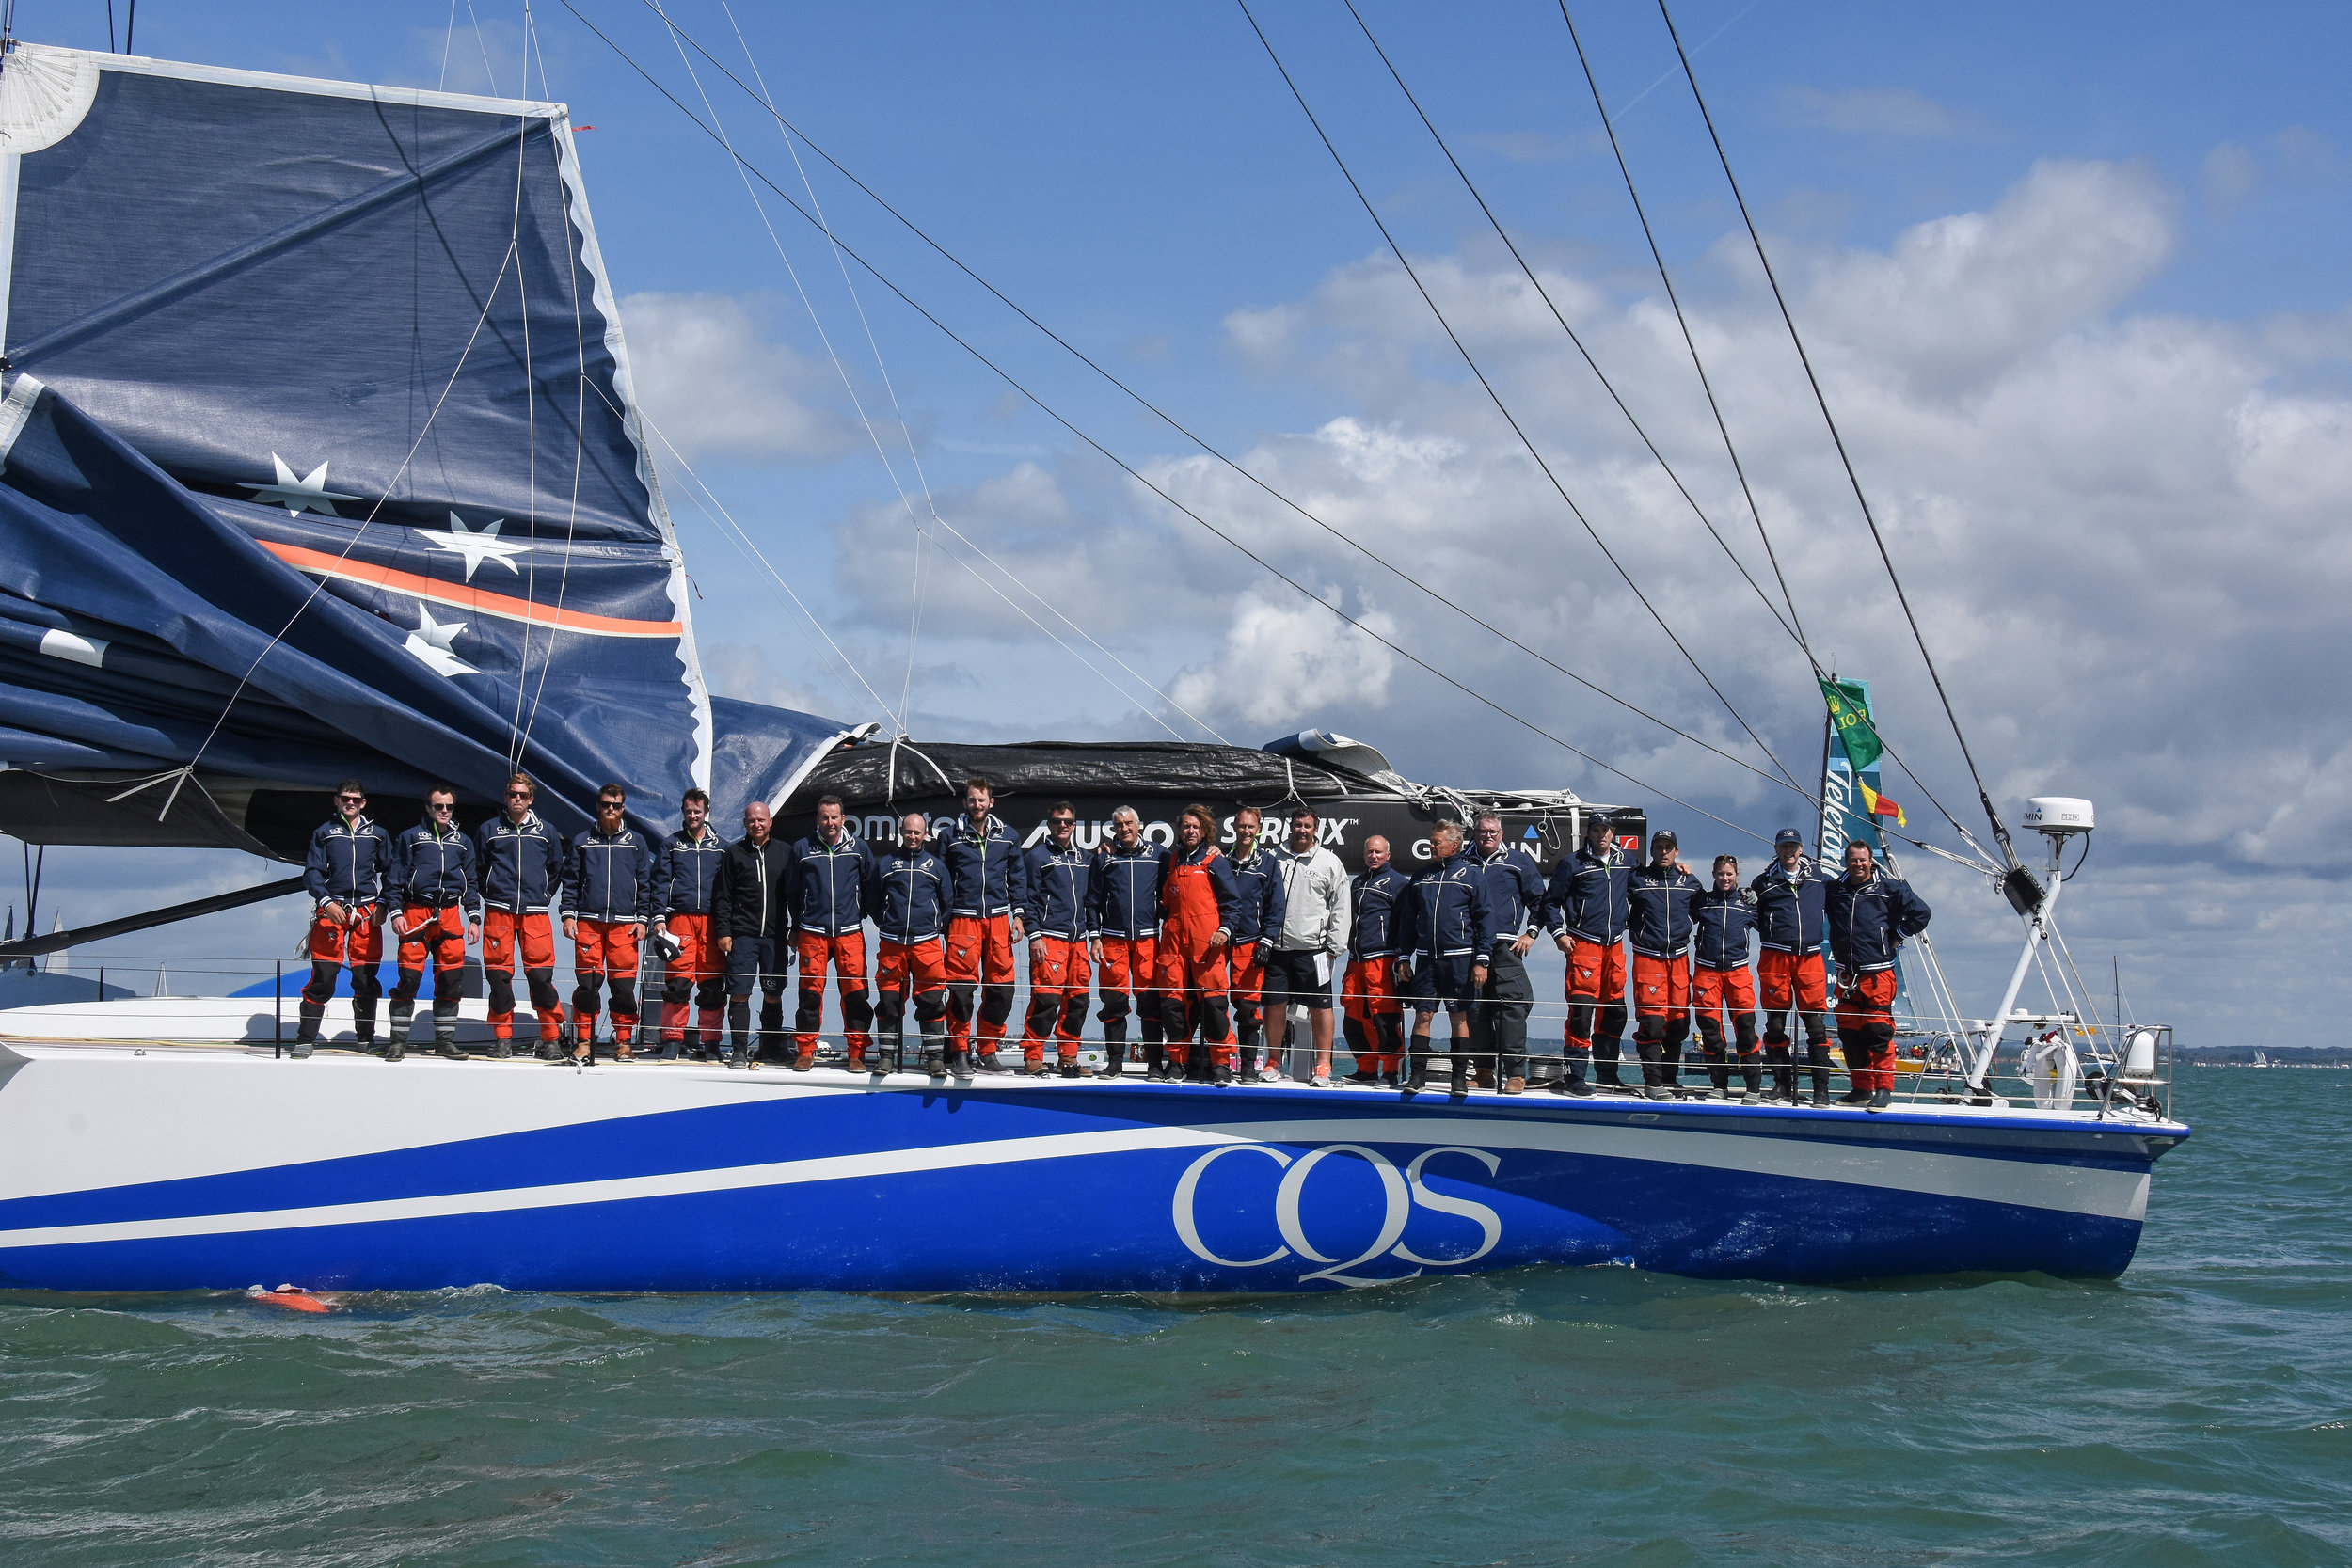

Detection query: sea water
xmin=3 ymin=1071 xmax=2344 ymax=1566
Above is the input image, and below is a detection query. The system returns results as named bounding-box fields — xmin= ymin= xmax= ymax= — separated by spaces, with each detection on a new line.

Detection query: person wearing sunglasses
xmin=560 ymin=784 xmax=655 ymax=1064
xmin=294 ymin=779 xmax=395 ymax=1057
xmin=1019 ymin=802 xmax=1096 ymax=1077
xmin=476 ymin=771 xmax=567 ymax=1058
xmin=387 ymin=786 xmax=483 ymax=1061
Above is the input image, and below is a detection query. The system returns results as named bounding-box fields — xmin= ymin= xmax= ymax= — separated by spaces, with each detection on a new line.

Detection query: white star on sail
xmin=237 ymin=454 xmax=361 ymax=518
xmin=403 ymin=605 xmax=478 ymax=677
xmin=425 ymin=513 xmax=529 ymax=581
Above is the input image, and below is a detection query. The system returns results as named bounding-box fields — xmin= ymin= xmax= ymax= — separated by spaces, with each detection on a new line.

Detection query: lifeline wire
xmin=560 ymin=1 xmax=1774 ymax=842
xmin=612 ymin=0 xmax=1809 ymax=800
xmin=1653 ymin=0 xmax=2020 ymax=869
xmin=1236 ymin=0 xmax=1802 ymax=796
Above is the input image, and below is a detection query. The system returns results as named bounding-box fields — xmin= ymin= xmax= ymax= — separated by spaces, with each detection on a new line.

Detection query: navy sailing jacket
xmin=1463 ymin=845 xmax=1548 ymax=962
xmin=1349 ymin=863 xmax=1410 ymax=958
xmin=564 ymin=825 xmax=655 ymax=924
xmin=1226 ymin=842 xmax=1288 ymax=952
xmin=935 ymin=813 xmax=1026 ymax=920
xmin=1544 ymin=844 xmax=1633 ymax=944
xmin=1627 ymin=863 xmax=1704 ymax=959
xmin=1751 ymin=856 xmax=1832 ymax=957
xmin=476 ymin=810 xmax=564 ymax=916
xmin=712 ymin=836 xmax=788 ymax=942
xmin=1090 ymin=841 xmax=1168 ymax=940
xmin=659 ymin=825 xmax=727 ymax=918
xmin=786 ymin=833 xmax=876 ymax=936
xmin=1396 ymin=856 xmax=1496 ymax=962
xmin=390 ymin=819 xmax=480 ymax=916
xmin=1023 ymin=841 xmax=1096 ymax=941
xmin=303 ymin=813 xmax=394 ymax=909
xmin=1823 ymin=871 xmax=1931 ymax=974
xmin=874 ymin=846 xmax=952 ymax=946
xmin=1689 ymin=885 xmax=1758 ymax=972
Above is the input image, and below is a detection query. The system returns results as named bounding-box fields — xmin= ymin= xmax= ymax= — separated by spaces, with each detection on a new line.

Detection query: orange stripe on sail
xmin=259 ymin=541 xmax=683 ymax=639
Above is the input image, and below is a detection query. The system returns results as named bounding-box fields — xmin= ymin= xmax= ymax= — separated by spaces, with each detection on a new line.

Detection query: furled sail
xmin=0 ymin=43 xmax=847 ymax=856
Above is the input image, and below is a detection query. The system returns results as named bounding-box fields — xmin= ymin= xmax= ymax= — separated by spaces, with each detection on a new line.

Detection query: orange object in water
xmin=250 ymin=1286 xmax=334 ymax=1314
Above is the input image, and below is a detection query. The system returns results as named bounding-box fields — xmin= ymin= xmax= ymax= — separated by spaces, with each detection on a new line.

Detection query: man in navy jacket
xmin=874 ymin=813 xmax=953 ymax=1075
xmin=934 ymin=778 xmax=1027 ymax=1072
xmin=653 ymin=787 xmax=728 ymax=1061
xmin=1343 ymin=835 xmax=1410 ymax=1084
xmin=1462 ymin=812 xmax=1547 ymax=1093
xmin=1544 ymin=813 xmax=1634 ymax=1096
xmin=1824 ymin=840 xmax=1932 ymax=1110
xmin=1627 ymin=831 xmax=1703 ymax=1099
xmin=1689 ymin=855 xmax=1764 ymax=1101
xmin=296 ymin=778 xmax=395 ymax=1056
xmin=1021 ymin=802 xmax=1097 ymax=1077
xmin=387 ymin=785 xmax=481 ymax=1062
xmin=1753 ymin=828 xmax=1836 ymax=1105
xmin=1090 ymin=807 xmax=1168 ymax=1077
xmin=561 ymin=783 xmax=655 ymax=1063
xmin=1396 ymin=821 xmax=1494 ymax=1091
xmin=477 ymin=770 xmax=567 ymax=1058
xmin=786 ymin=796 xmax=877 ymax=1070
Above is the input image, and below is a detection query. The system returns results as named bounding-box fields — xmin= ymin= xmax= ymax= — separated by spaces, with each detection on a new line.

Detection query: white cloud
xmin=1168 ymin=587 xmax=1399 ymax=733
xmin=619 ymin=291 xmax=859 ymax=465
xmin=1780 ymin=85 xmax=1969 ymax=139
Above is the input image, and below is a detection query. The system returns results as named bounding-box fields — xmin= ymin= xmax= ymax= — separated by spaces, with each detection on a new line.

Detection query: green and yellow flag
xmin=1820 ymin=677 xmax=1883 ymax=773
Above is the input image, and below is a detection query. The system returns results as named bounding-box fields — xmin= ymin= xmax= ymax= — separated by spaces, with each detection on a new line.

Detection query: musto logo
xmin=1171 ymin=1143 xmax=1502 ymax=1288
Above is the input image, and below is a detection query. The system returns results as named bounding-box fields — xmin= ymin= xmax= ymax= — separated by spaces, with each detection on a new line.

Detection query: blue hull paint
xmin=0 ymin=1061 xmax=2187 ymax=1293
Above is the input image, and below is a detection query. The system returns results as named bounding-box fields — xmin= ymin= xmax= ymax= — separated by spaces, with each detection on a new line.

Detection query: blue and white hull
xmin=0 ymin=1042 xmax=2188 ymax=1293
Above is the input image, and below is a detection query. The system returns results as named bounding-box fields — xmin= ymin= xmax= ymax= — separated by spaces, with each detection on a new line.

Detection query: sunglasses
xmin=599 ymin=800 xmax=625 ymax=811
xmin=505 ymin=789 xmax=532 ymax=800
xmin=429 ymin=801 xmax=454 ymax=813
xmin=337 ymin=794 xmax=365 ymax=804
xmin=1049 ymin=818 xmax=1075 ymax=828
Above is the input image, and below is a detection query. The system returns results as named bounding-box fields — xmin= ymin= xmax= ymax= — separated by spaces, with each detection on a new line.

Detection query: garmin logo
xmin=1170 ymin=1142 xmax=1503 ymax=1288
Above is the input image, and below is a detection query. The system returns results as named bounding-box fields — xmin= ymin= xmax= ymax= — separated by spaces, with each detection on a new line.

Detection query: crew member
xmin=1090 ymin=806 xmax=1167 ymax=1078
xmin=787 ymin=795 xmax=876 ymax=1071
xmin=714 ymin=800 xmax=791 ymax=1069
xmin=1224 ymin=807 xmax=1287 ymax=1083
xmin=1754 ymin=828 xmax=1836 ymax=1106
xmin=1627 ymin=830 xmax=1703 ymax=1101
xmin=561 ymin=784 xmax=654 ymax=1065
xmin=1342 ymin=834 xmax=1408 ymax=1085
xmin=1463 ymin=812 xmax=1546 ymax=1094
xmin=477 ymin=771 xmax=566 ymax=1059
xmin=1154 ymin=803 xmax=1242 ymax=1083
xmin=387 ymin=786 xmax=481 ymax=1063
xmin=1824 ymin=839 xmax=1932 ymax=1110
xmin=1021 ymin=802 xmax=1096 ymax=1077
xmin=653 ymin=787 xmax=727 ymax=1062
xmin=935 ymin=777 xmax=1026 ymax=1074
xmin=1690 ymin=854 xmax=1764 ymax=1101
xmin=1395 ymin=820 xmax=1493 ymax=1091
xmin=1266 ymin=805 xmax=1349 ymax=1087
xmin=295 ymin=778 xmax=394 ymax=1058
xmin=1544 ymin=811 xmax=1633 ymax=1097
xmin=874 ymin=813 xmax=952 ymax=1075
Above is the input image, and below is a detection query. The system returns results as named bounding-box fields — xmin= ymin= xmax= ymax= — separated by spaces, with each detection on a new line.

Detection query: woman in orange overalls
xmin=1153 ymin=803 xmax=1243 ymax=1084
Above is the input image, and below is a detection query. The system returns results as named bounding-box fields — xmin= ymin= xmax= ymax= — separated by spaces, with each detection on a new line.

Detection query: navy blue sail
xmin=0 ymin=43 xmax=846 ymax=853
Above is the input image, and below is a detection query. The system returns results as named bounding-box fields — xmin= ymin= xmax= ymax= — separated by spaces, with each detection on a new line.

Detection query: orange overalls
xmin=1154 ymin=845 xmax=1237 ymax=1071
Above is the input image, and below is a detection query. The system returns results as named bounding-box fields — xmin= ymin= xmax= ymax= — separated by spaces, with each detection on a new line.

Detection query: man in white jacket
xmin=1264 ymin=805 xmax=1351 ymax=1085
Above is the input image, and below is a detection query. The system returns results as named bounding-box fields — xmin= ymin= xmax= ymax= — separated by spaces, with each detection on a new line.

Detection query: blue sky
xmin=8 ymin=1 xmax=2350 ymax=1046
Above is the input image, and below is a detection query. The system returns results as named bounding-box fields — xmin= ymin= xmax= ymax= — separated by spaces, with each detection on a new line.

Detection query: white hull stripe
xmin=0 ymin=1113 xmax=2146 ymax=1252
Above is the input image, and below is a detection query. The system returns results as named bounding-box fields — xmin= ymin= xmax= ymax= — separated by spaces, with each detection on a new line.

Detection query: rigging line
xmin=462 ymin=0 xmax=498 ymax=95
xmin=646 ymin=2 xmax=1212 ymax=745
xmin=897 ymin=527 xmax=928 ymax=733
xmin=629 ymin=410 xmax=899 ymax=725
xmin=438 ymin=0 xmax=459 ymax=91
xmin=604 ymin=0 xmax=1806 ymax=798
xmin=560 ymin=5 xmax=1766 ymax=839
xmin=514 ymin=2 xmax=592 ymax=769
xmin=1235 ymin=0 xmax=1804 ymax=798
xmin=1554 ymin=1 xmax=1809 ymax=654
xmin=180 ymin=241 xmax=522 ymax=784
xmin=1343 ymin=0 xmax=1806 ymax=658
xmin=1655 ymin=0 xmax=2020 ymax=870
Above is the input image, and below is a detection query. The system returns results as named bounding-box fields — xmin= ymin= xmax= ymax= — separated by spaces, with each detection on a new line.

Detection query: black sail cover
xmin=0 ymin=44 xmax=849 ymax=856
